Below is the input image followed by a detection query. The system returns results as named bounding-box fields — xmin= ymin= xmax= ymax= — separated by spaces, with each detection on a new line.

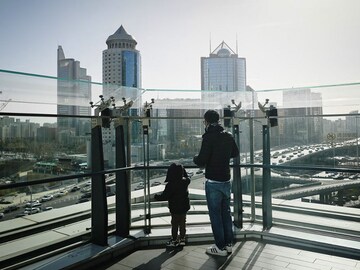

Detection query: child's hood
xmin=164 ymin=163 xmax=186 ymax=183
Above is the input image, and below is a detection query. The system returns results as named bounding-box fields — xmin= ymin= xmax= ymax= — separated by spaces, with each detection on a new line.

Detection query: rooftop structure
xmin=201 ymin=41 xmax=246 ymax=92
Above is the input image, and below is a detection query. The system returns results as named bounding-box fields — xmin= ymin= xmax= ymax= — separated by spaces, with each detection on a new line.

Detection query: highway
xmin=1 ymin=139 xmax=360 ymax=221
xmin=272 ymin=179 xmax=360 ymax=200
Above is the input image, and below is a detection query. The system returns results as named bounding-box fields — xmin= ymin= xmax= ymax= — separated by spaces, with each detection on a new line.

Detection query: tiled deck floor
xmin=98 ymin=240 xmax=360 ymax=270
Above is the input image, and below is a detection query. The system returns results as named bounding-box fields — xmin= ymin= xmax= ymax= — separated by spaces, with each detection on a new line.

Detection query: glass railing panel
xmin=255 ymin=82 xmax=360 ymax=114
xmin=128 ymin=117 xmax=210 ymax=228
xmin=0 ymin=114 xmax=93 ymax=222
xmin=0 ymin=174 xmax=91 ymax=222
xmin=0 ymin=69 xmax=104 ymax=115
xmin=1 ymin=68 xmax=359 ymax=241
xmin=145 ymin=88 xmax=255 ymax=112
xmin=267 ymin=110 xmax=360 ymax=233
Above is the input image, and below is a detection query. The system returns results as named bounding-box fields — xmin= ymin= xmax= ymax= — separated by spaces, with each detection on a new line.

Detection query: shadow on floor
xmin=133 ymin=247 xmax=182 ymax=270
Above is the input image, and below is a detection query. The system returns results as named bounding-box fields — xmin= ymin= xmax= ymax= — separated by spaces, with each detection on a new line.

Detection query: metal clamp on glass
xmin=90 ymin=95 xmax=134 ymax=128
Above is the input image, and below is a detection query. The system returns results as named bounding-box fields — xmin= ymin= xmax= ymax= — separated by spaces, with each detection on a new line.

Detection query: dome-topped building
xmin=201 ymin=41 xmax=246 ymax=92
xmin=211 ymin=41 xmax=236 ymax=57
xmin=102 ymin=25 xmax=141 ymax=88
xmin=106 ymin=25 xmax=137 ymax=49
xmin=217 ymin=48 xmax=231 ymax=57
xmin=102 ymin=25 xmax=142 ymax=167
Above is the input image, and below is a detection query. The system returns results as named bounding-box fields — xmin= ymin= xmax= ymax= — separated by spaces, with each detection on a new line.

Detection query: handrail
xmin=1 ymin=162 xmax=360 ymax=191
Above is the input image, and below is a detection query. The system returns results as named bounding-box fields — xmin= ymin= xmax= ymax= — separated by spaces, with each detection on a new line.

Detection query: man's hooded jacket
xmin=193 ymin=124 xmax=239 ymax=181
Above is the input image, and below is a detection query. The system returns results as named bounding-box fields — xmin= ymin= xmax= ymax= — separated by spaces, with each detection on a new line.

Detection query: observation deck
xmin=0 ymin=69 xmax=359 ymax=269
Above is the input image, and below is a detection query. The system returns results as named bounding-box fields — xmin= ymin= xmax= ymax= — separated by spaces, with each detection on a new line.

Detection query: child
xmin=154 ymin=163 xmax=190 ymax=247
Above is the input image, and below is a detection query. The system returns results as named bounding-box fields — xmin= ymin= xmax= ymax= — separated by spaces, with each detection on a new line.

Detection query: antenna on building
xmin=209 ymin=32 xmax=212 ymax=54
xmin=236 ymin=33 xmax=238 ymax=55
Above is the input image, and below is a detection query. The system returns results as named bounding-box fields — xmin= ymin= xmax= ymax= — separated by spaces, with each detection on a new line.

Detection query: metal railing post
xmin=142 ymin=120 xmax=151 ymax=234
xmin=90 ymin=122 xmax=108 ymax=246
xmin=115 ymin=119 xmax=130 ymax=237
xmin=233 ymin=118 xmax=243 ymax=228
xmin=262 ymin=123 xmax=272 ymax=230
xmin=249 ymin=118 xmax=256 ymax=222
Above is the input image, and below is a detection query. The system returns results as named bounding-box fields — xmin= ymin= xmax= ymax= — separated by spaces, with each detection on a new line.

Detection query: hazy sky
xmin=0 ymin=0 xmax=359 ymax=91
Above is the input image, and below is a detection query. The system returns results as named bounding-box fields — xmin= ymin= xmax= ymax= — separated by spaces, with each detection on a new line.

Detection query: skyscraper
xmin=201 ymin=41 xmax=246 ymax=92
xmin=282 ymin=88 xmax=323 ymax=144
xmin=102 ymin=25 xmax=141 ymax=93
xmin=57 ymin=46 xmax=91 ymax=141
xmin=102 ymin=25 xmax=141 ymax=134
xmin=102 ymin=26 xmax=142 ymax=167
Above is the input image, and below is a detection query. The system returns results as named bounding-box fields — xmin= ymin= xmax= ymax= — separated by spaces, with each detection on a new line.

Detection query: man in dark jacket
xmin=154 ymin=163 xmax=190 ymax=247
xmin=193 ymin=110 xmax=239 ymax=256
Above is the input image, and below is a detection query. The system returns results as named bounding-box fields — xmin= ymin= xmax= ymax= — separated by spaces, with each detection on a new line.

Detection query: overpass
xmin=272 ymin=179 xmax=360 ymax=200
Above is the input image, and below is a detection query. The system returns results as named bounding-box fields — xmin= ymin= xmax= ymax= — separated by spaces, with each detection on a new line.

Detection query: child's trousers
xmin=171 ymin=213 xmax=186 ymax=240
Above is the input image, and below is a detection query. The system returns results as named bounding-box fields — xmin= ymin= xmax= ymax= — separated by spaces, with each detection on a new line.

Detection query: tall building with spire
xmin=102 ymin=25 xmax=141 ymax=134
xmin=201 ymin=41 xmax=246 ymax=92
xmin=57 ymin=46 xmax=91 ymax=142
xmin=102 ymin=26 xmax=142 ymax=167
xmin=102 ymin=25 xmax=141 ymax=93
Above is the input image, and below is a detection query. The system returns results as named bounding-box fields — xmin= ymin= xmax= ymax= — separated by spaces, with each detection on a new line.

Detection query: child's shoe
xmin=178 ymin=237 xmax=186 ymax=246
xmin=166 ymin=239 xmax=179 ymax=247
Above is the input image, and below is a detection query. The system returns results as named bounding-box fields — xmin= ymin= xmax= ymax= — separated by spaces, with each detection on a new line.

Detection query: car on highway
xmin=81 ymin=186 xmax=91 ymax=193
xmin=151 ymin=181 xmax=161 ymax=187
xmin=70 ymin=186 xmax=80 ymax=192
xmin=24 ymin=207 xmax=41 ymax=215
xmin=54 ymin=190 xmax=68 ymax=197
xmin=4 ymin=205 xmax=19 ymax=213
xmin=40 ymin=194 xmax=53 ymax=202
xmin=0 ymin=199 xmax=11 ymax=204
xmin=135 ymin=182 xmax=144 ymax=190
xmin=81 ymin=192 xmax=91 ymax=199
xmin=0 ymin=212 xmax=4 ymax=219
xmin=25 ymin=201 xmax=41 ymax=208
xmin=349 ymin=174 xmax=358 ymax=180
xmin=333 ymin=174 xmax=344 ymax=180
xmin=77 ymin=198 xmax=90 ymax=204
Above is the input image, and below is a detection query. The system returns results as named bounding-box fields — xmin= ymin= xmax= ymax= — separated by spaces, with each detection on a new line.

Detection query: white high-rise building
xmin=102 ymin=26 xmax=142 ymax=167
xmin=102 ymin=25 xmax=141 ymax=96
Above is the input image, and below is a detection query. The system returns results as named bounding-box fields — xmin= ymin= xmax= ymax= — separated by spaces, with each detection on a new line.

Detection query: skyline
xmin=0 ymin=0 xmax=359 ymax=92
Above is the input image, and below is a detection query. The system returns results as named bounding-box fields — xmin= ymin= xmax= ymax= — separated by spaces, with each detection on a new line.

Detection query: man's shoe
xmin=226 ymin=243 xmax=232 ymax=253
xmin=166 ymin=239 xmax=179 ymax=247
xmin=206 ymin=245 xmax=228 ymax=256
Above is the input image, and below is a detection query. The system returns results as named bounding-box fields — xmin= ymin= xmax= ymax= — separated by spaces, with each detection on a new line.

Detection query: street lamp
xmin=327 ymin=132 xmax=336 ymax=167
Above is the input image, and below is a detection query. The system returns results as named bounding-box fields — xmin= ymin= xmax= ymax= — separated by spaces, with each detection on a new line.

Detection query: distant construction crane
xmin=0 ymin=99 xmax=11 ymax=111
xmin=0 ymin=91 xmax=11 ymax=111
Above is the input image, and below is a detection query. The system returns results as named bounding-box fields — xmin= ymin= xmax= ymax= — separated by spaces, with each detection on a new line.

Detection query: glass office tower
xmin=201 ymin=41 xmax=246 ymax=92
xmin=57 ymin=46 xmax=92 ymax=142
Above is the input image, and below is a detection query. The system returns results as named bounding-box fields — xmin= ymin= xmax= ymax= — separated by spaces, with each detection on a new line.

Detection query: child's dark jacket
xmin=154 ymin=176 xmax=190 ymax=214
